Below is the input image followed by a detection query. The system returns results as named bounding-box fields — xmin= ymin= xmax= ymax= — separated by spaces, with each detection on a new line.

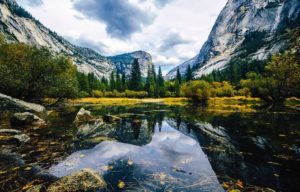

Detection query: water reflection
xmin=50 ymin=121 xmax=224 ymax=192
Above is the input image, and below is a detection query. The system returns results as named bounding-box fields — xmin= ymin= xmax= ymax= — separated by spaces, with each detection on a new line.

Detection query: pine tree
xmin=77 ymin=72 xmax=90 ymax=93
xmin=129 ymin=59 xmax=142 ymax=91
xmin=175 ymin=79 xmax=180 ymax=97
xmin=116 ymin=72 xmax=122 ymax=92
xmin=157 ymin=66 xmax=165 ymax=97
xmin=110 ymin=71 xmax=116 ymax=91
xmin=121 ymin=72 xmax=127 ymax=91
xmin=176 ymin=68 xmax=182 ymax=84
xmin=145 ymin=65 xmax=156 ymax=97
xmin=186 ymin=65 xmax=193 ymax=82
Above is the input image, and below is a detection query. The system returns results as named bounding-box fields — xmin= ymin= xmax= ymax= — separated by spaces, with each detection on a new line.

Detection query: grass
xmin=68 ymin=97 xmax=189 ymax=106
xmin=67 ymin=96 xmax=261 ymax=112
xmin=207 ymin=96 xmax=262 ymax=112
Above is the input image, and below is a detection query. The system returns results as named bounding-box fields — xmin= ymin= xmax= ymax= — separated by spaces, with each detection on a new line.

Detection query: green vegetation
xmin=0 ymin=37 xmax=78 ymax=100
xmin=0 ymin=28 xmax=299 ymax=104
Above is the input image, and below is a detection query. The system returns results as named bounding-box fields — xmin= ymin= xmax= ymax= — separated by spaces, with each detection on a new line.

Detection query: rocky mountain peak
xmin=165 ymin=0 xmax=300 ymax=79
xmin=0 ymin=0 xmax=151 ymax=79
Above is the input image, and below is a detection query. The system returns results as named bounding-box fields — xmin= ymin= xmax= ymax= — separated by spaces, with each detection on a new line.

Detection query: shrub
xmin=181 ymin=80 xmax=212 ymax=102
xmin=78 ymin=91 xmax=90 ymax=98
xmin=91 ymin=90 xmax=103 ymax=98
xmin=125 ymin=90 xmax=148 ymax=98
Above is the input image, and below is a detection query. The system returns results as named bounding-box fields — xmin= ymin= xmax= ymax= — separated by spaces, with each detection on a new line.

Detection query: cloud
xmin=73 ymin=0 xmax=155 ymax=39
xmin=16 ymin=0 xmax=43 ymax=7
xmin=159 ymin=33 xmax=191 ymax=52
xmin=65 ymin=35 xmax=111 ymax=55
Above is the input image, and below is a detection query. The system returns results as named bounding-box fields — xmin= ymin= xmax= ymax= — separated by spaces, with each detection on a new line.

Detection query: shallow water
xmin=1 ymin=104 xmax=300 ymax=191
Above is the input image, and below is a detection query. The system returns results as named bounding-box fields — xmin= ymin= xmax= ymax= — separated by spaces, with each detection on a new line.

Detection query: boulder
xmin=0 ymin=134 xmax=30 ymax=144
xmin=74 ymin=108 xmax=94 ymax=124
xmin=0 ymin=93 xmax=45 ymax=113
xmin=10 ymin=112 xmax=46 ymax=127
xmin=46 ymin=168 xmax=106 ymax=192
xmin=0 ymin=129 xmax=22 ymax=135
xmin=103 ymin=114 xmax=122 ymax=123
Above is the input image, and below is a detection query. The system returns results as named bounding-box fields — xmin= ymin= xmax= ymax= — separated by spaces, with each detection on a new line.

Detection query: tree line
xmin=0 ymin=28 xmax=299 ymax=104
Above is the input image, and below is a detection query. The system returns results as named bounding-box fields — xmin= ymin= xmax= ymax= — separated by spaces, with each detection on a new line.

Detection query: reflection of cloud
xmin=73 ymin=0 xmax=155 ymax=39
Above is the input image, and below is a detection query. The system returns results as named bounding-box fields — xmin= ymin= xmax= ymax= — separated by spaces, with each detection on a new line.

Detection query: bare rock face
xmin=0 ymin=1 xmax=152 ymax=79
xmin=46 ymin=168 xmax=106 ymax=192
xmin=166 ymin=0 xmax=300 ymax=79
xmin=10 ymin=112 xmax=46 ymax=127
xmin=0 ymin=93 xmax=45 ymax=113
xmin=108 ymin=50 xmax=153 ymax=77
xmin=74 ymin=108 xmax=94 ymax=124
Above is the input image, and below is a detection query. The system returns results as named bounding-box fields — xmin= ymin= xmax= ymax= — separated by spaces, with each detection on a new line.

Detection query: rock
xmin=0 ymin=134 xmax=30 ymax=144
xmin=165 ymin=0 xmax=300 ymax=79
xmin=0 ymin=93 xmax=45 ymax=113
xmin=10 ymin=112 xmax=46 ymax=127
xmin=26 ymin=184 xmax=44 ymax=192
xmin=13 ymin=134 xmax=30 ymax=143
xmin=74 ymin=108 xmax=94 ymax=124
xmin=0 ymin=129 xmax=22 ymax=135
xmin=46 ymin=168 xmax=106 ymax=192
xmin=103 ymin=114 xmax=122 ymax=123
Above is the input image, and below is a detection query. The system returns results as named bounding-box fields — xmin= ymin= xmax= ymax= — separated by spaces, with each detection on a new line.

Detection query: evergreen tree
xmin=101 ymin=77 xmax=108 ymax=88
xmin=186 ymin=65 xmax=193 ymax=82
xmin=176 ymin=68 xmax=182 ymax=84
xmin=157 ymin=66 xmax=165 ymax=97
xmin=116 ymin=71 xmax=122 ymax=92
xmin=129 ymin=59 xmax=142 ymax=91
xmin=110 ymin=72 xmax=116 ymax=91
xmin=121 ymin=72 xmax=127 ymax=91
xmin=77 ymin=72 xmax=90 ymax=93
xmin=175 ymin=80 xmax=180 ymax=97
xmin=145 ymin=65 xmax=156 ymax=97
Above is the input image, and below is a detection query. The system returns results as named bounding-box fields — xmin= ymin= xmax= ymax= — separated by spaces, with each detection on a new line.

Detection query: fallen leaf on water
xmin=100 ymin=165 xmax=113 ymax=171
xmin=79 ymin=154 xmax=85 ymax=158
xmin=222 ymin=182 xmax=230 ymax=189
xmin=229 ymin=189 xmax=241 ymax=192
xmin=235 ymin=180 xmax=244 ymax=189
xmin=127 ymin=160 xmax=134 ymax=166
xmin=24 ymin=167 xmax=32 ymax=171
xmin=118 ymin=180 xmax=125 ymax=189
xmin=159 ymin=172 xmax=167 ymax=180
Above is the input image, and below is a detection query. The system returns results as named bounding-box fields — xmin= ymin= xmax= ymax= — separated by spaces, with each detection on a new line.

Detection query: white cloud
xmin=16 ymin=0 xmax=227 ymax=72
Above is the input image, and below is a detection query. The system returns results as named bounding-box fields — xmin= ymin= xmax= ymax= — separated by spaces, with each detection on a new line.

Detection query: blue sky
xmin=16 ymin=0 xmax=227 ymax=74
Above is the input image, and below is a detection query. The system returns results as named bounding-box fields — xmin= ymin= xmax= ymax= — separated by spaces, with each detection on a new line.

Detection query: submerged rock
xmin=74 ymin=108 xmax=94 ymax=124
xmin=0 ymin=129 xmax=22 ymax=135
xmin=10 ymin=112 xmax=46 ymax=127
xmin=0 ymin=93 xmax=45 ymax=113
xmin=0 ymin=133 xmax=30 ymax=144
xmin=46 ymin=168 xmax=106 ymax=192
xmin=103 ymin=114 xmax=122 ymax=123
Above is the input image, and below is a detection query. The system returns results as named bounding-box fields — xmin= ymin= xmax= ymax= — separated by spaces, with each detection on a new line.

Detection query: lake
xmin=1 ymin=103 xmax=300 ymax=191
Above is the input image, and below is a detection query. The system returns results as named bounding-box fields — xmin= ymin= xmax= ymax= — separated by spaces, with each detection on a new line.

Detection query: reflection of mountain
xmin=51 ymin=121 xmax=224 ymax=192
xmin=166 ymin=117 xmax=300 ymax=191
xmin=113 ymin=119 xmax=154 ymax=146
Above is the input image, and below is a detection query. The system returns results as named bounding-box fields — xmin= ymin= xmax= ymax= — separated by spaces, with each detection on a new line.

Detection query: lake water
xmin=1 ymin=104 xmax=300 ymax=191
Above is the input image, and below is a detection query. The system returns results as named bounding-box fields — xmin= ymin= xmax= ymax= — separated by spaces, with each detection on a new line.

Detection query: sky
xmin=16 ymin=0 xmax=227 ymax=74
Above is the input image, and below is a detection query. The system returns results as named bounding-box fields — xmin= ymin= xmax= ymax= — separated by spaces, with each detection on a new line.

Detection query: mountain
xmin=166 ymin=0 xmax=300 ymax=79
xmin=0 ymin=0 xmax=151 ymax=78
xmin=108 ymin=51 xmax=153 ymax=77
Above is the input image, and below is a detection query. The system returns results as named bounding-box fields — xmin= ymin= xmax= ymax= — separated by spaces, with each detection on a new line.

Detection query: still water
xmin=1 ymin=104 xmax=300 ymax=191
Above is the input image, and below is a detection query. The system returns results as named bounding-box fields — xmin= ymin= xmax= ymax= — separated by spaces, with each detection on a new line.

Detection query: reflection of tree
xmin=131 ymin=119 xmax=141 ymax=140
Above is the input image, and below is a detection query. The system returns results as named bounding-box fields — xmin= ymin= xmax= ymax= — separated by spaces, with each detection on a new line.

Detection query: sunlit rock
xmin=46 ymin=168 xmax=106 ymax=192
